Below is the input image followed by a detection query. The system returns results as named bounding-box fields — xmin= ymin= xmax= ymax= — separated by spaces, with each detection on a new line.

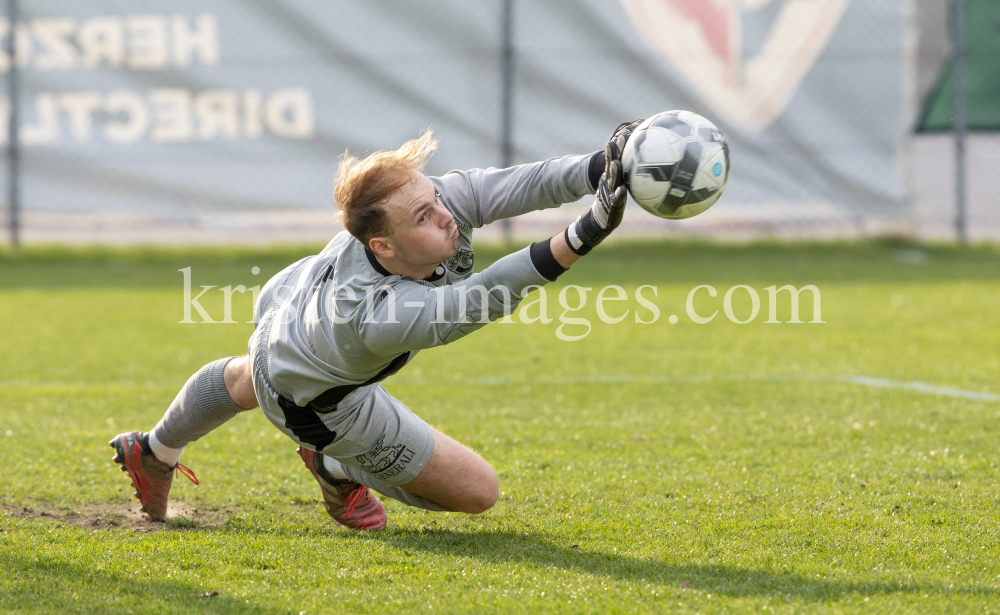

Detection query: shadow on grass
xmin=354 ymin=527 xmax=994 ymax=602
xmin=7 ymin=509 xmax=996 ymax=607
xmin=0 ymin=550 xmax=273 ymax=615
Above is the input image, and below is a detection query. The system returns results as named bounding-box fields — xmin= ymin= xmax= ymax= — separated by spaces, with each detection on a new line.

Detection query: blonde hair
xmin=334 ymin=130 xmax=438 ymax=244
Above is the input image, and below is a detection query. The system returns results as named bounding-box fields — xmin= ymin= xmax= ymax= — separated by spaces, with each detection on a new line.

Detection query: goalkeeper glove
xmin=567 ymin=120 xmax=644 ymax=255
xmin=609 ymin=118 xmax=644 ymax=155
xmin=565 ymin=141 xmax=626 ymax=255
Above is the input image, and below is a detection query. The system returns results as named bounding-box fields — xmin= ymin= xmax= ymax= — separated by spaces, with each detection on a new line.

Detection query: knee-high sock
xmin=151 ymin=357 xmax=247 ymax=450
xmin=341 ymin=463 xmax=451 ymax=512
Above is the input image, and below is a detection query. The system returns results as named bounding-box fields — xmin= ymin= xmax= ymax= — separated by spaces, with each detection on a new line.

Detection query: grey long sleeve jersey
xmin=252 ymin=152 xmax=596 ymax=412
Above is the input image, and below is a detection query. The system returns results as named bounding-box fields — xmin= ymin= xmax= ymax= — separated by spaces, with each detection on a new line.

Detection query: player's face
xmin=384 ymin=172 xmax=460 ymax=266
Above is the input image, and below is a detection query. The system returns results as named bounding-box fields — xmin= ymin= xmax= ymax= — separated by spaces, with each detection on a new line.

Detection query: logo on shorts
xmin=446 ymin=249 xmax=475 ymax=276
xmin=356 ymin=435 xmax=414 ymax=480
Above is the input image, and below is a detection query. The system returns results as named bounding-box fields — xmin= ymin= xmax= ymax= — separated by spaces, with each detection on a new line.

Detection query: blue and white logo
xmin=712 ymin=162 xmax=723 ymax=177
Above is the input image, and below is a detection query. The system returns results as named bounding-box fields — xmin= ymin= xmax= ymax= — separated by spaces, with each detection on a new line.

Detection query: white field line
xmin=397 ymin=373 xmax=1000 ymax=402
xmin=832 ymin=375 xmax=1000 ymax=402
xmin=0 ymin=374 xmax=997 ymax=402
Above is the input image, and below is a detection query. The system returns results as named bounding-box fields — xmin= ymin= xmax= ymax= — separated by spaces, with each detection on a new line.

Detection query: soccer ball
xmin=622 ymin=111 xmax=730 ymax=220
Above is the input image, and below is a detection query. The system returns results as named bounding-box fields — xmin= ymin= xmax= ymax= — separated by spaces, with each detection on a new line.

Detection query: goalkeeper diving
xmin=110 ymin=120 xmax=642 ymax=529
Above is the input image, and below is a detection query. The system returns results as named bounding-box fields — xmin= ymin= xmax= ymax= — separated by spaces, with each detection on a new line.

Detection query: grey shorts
xmin=249 ymin=307 xmax=435 ymax=486
xmin=269 ymin=381 xmax=434 ymax=486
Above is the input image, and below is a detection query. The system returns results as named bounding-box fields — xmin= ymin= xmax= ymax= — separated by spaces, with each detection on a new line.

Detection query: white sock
xmin=148 ymin=430 xmax=184 ymax=468
xmin=322 ymin=455 xmax=349 ymax=480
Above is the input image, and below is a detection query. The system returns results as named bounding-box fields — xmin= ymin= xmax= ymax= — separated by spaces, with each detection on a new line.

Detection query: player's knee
xmin=224 ymin=355 xmax=258 ymax=410
xmin=461 ymin=470 xmax=499 ymax=514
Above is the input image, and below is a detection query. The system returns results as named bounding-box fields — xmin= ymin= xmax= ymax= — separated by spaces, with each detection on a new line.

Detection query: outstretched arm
xmin=357 ymin=140 xmax=628 ymax=356
xmin=430 ymin=153 xmax=596 ymax=229
xmin=356 ymin=237 xmax=568 ymax=355
xmin=431 ymin=119 xmax=642 ymax=229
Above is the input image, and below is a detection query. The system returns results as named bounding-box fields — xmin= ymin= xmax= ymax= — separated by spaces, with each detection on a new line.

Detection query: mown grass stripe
xmin=2 ymin=373 xmax=996 ymax=402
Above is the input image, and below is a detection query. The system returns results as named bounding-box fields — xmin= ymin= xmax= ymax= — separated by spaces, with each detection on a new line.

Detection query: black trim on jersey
xmin=277 ymin=396 xmax=338 ymax=450
xmin=277 ymin=351 xmax=412 ymax=449
xmin=310 ymin=351 xmax=410 ymax=412
xmin=365 ymin=246 xmax=447 ymax=282
xmin=530 ymin=240 xmax=568 ymax=281
xmin=320 ymin=264 xmax=334 ymax=283
xmin=587 ymin=150 xmax=605 ymax=191
xmin=364 ymin=246 xmax=393 ymax=276
xmin=424 ymin=265 xmax=447 ymax=282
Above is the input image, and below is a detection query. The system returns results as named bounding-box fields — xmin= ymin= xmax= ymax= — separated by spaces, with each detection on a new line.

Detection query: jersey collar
xmin=364 ymin=246 xmax=447 ymax=282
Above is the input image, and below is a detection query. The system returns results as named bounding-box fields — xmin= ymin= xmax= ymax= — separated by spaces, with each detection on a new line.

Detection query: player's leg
xmin=322 ymin=431 xmax=489 ymax=514
xmin=390 ymin=429 xmax=498 ymax=514
xmin=289 ymin=385 xmax=449 ymax=527
xmin=331 ymin=430 xmax=497 ymax=514
xmin=109 ymin=355 xmax=257 ymax=519
xmin=258 ymin=370 xmax=495 ymax=527
xmin=151 ymin=355 xmax=258 ymax=457
xmin=318 ymin=388 xmax=497 ymax=515
xmin=222 ymin=354 xmax=259 ymax=410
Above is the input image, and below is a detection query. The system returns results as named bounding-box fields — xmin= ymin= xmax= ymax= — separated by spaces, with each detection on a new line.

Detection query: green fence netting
xmin=917 ymin=0 xmax=1000 ymax=132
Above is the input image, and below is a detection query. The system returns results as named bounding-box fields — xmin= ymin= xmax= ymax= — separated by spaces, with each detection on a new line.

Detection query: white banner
xmin=4 ymin=0 xmax=909 ymax=227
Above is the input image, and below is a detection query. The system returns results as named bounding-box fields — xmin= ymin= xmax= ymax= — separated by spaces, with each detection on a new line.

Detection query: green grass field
xmin=1 ymin=240 xmax=999 ymax=614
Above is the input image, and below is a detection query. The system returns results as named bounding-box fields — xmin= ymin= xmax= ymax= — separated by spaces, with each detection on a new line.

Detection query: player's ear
xmin=368 ymin=236 xmax=394 ymax=259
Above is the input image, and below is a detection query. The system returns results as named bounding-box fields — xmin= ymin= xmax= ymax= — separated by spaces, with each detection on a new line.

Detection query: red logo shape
xmin=621 ymin=0 xmax=848 ymax=133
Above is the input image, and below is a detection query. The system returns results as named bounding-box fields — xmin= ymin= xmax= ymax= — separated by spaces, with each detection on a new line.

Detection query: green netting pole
xmin=6 ymin=0 xmax=19 ymax=250
xmin=952 ymin=0 xmax=967 ymax=243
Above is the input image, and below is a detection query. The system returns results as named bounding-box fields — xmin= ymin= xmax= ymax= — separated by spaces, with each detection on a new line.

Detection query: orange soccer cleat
xmin=109 ymin=431 xmax=198 ymax=521
xmin=297 ymin=446 xmax=386 ymax=531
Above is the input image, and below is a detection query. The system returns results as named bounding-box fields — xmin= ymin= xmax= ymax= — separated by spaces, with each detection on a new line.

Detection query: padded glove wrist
xmin=565 ymin=141 xmax=627 ymax=255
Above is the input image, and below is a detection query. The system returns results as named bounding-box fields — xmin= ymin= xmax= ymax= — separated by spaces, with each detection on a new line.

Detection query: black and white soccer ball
xmin=622 ymin=111 xmax=730 ymax=220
